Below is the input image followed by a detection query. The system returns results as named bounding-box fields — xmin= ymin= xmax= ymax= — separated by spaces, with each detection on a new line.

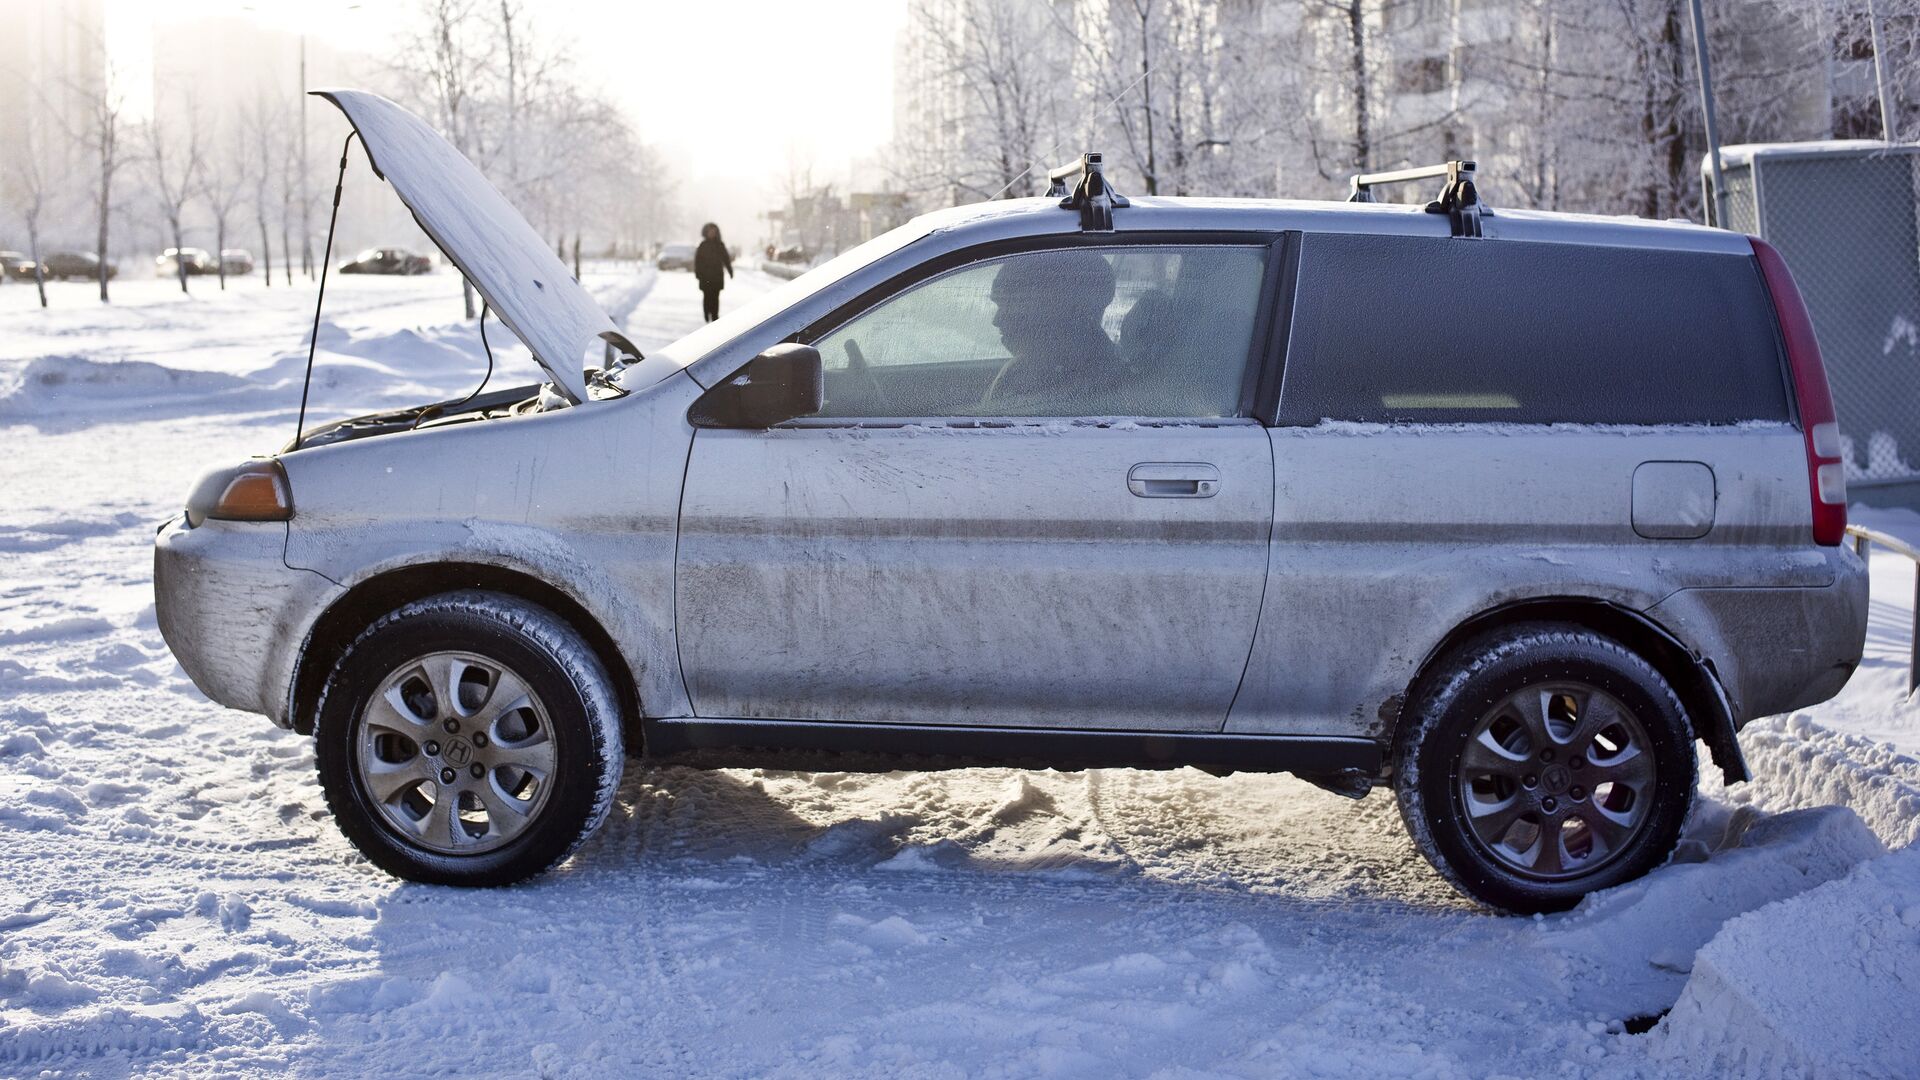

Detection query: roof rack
xmin=1046 ymin=152 xmax=1129 ymax=232
xmin=1347 ymin=159 xmax=1487 ymax=238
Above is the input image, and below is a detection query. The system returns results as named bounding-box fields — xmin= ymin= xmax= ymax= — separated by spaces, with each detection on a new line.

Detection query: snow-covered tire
xmin=314 ymin=590 xmax=623 ymax=886
xmin=1393 ymin=624 xmax=1695 ymax=914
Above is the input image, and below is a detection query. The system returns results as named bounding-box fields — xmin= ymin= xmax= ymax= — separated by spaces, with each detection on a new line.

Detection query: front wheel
xmin=1393 ymin=625 xmax=1696 ymax=913
xmin=314 ymin=591 xmax=623 ymax=886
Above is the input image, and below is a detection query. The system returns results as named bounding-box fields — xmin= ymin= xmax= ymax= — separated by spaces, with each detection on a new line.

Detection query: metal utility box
xmin=1706 ymin=141 xmax=1920 ymax=508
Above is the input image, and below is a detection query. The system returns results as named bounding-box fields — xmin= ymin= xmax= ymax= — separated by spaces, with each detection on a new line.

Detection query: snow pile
xmin=1717 ymin=713 xmax=1920 ymax=850
xmin=0 ymin=267 xmax=658 ymax=434
xmin=1652 ymin=843 xmax=1920 ymax=1077
xmin=0 ymin=355 xmax=252 ymax=418
xmin=1539 ymin=805 xmax=1886 ymax=1015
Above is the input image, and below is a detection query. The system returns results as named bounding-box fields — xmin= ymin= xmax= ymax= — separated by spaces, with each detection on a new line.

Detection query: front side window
xmin=809 ymin=245 xmax=1267 ymax=418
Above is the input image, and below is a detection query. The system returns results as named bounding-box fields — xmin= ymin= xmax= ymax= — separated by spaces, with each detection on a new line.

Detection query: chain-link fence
xmin=1707 ymin=143 xmax=1920 ymax=492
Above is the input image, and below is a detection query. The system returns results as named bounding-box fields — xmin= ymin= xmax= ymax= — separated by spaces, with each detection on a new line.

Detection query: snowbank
xmin=1719 ymin=713 xmax=1920 ymax=850
xmin=1652 ymin=843 xmax=1920 ymax=1077
xmin=0 ymin=266 xmax=657 ymax=433
xmin=1540 ymin=805 xmax=1885 ymax=1013
xmin=0 ymin=355 xmax=252 ymax=417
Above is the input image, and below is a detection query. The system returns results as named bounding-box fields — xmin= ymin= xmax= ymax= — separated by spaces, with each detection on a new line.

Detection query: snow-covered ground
xmin=1 ymin=268 xmax=1916 ymax=1077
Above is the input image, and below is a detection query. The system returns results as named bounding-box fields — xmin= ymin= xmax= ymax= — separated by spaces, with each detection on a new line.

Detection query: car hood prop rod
xmin=293 ymin=131 xmax=358 ymax=453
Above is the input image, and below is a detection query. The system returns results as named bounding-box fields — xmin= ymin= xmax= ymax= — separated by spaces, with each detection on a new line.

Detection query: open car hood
xmin=313 ymin=89 xmax=619 ymax=404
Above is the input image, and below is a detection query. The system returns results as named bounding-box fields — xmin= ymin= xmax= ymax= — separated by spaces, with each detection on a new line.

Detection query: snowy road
xmin=1 ymin=269 xmax=1916 ymax=1076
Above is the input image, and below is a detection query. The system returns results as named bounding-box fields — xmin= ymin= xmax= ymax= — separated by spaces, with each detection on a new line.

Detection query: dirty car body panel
xmin=676 ymin=420 xmax=1274 ymax=730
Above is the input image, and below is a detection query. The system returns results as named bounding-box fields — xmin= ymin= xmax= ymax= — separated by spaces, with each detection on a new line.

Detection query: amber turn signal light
xmin=187 ymin=460 xmax=293 ymax=524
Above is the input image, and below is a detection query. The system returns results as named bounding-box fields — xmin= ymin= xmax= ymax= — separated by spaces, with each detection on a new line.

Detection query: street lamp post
xmin=1688 ymin=0 xmax=1731 ymax=228
xmin=1869 ymin=0 xmax=1899 ymax=143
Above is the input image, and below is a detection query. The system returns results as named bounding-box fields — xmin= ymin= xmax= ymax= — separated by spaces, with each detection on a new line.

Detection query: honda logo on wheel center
xmin=444 ymin=738 xmax=473 ymax=767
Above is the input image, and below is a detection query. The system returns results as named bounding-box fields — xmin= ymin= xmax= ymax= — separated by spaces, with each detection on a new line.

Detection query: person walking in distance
xmin=694 ymin=222 xmax=733 ymax=322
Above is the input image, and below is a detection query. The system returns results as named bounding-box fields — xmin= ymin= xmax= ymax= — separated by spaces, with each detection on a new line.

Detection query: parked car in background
xmin=41 ymin=251 xmax=115 ymax=281
xmin=339 ymin=247 xmax=433 ymax=275
xmin=156 ymin=90 xmax=1869 ymax=914
xmin=156 ymin=247 xmax=219 ymax=277
xmin=1 ymin=251 xmax=37 ymax=281
xmin=655 ymin=241 xmax=695 ymax=271
xmin=221 ymin=249 xmax=255 ymax=275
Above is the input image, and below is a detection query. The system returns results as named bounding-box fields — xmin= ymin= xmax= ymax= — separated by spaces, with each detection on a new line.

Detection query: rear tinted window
xmin=1276 ymin=233 xmax=1791 ymax=425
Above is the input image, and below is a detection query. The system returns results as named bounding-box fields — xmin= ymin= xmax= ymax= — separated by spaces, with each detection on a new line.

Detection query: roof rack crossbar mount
xmin=1047 ymin=152 xmax=1129 ymax=233
xmin=1347 ymin=159 xmax=1487 ymax=239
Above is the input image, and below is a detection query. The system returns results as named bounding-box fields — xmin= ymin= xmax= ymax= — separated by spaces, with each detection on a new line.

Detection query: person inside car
xmin=984 ymin=249 xmax=1122 ymax=406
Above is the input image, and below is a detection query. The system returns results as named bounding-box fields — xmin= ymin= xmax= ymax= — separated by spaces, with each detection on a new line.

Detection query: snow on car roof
xmin=905 ymin=191 xmax=1748 ymax=255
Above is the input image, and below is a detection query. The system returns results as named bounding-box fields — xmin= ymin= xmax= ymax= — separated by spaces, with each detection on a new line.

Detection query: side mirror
xmin=690 ymin=343 xmax=824 ymax=428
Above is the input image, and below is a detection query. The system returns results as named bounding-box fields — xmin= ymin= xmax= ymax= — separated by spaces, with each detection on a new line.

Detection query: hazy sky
xmin=103 ymin=0 xmax=909 ymax=180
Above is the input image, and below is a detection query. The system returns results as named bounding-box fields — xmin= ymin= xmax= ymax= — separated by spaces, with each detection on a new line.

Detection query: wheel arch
xmin=1399 ymin=596 xmax=1747 ymax=784
xmin=288 ymin=561 xmax=641 ymax=740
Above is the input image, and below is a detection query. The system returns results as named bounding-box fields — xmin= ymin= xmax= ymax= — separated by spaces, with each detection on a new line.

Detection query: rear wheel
xmin=314 ymin=591 xmax=623 ymax=886
xmin=1393 ymin=625 xmax=1695 ymax=913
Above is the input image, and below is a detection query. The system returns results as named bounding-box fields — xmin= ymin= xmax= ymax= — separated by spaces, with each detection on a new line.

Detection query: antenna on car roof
xmin=1046 ymin=152 xmax=1129 ymax=233
xmin=1347 ymin=159 xmax=1488 ymax=239
xmin=292 ymin=131 xmax=359 ymax=452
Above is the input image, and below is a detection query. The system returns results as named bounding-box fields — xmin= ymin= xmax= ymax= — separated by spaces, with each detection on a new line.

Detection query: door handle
xmin=1128 ymin=462 xmax=1220 ymax=498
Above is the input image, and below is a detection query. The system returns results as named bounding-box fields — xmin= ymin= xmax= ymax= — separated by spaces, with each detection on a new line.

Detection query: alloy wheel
xmin=354 ymin=650 xmax=557 ymax=855
xmin=1456 ymin=681 xmax=1657 ymax=881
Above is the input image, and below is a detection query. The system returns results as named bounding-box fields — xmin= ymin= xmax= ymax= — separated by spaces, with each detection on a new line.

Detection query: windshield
xmin=616 ymin=219 xmax=930 ymax=388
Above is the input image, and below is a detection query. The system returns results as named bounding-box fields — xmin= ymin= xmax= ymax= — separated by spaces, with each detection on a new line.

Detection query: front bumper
xmin=154 ymin=515 xmax=342 ymax=727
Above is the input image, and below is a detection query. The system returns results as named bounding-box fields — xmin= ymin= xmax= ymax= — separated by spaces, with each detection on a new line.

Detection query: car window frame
xmin=1268 ymin=229 xmax=1795 ymax=428
xmin=774 ymin=230 xmax=1290 ymax=428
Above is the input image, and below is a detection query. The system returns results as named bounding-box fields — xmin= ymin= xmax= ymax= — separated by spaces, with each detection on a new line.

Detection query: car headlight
xmin=185 ymin=459 xmax=293 ymax=526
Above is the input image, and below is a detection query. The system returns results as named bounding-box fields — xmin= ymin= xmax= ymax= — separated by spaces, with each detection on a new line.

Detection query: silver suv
xmin=154 ymin=92 xmax=1867 ymax=912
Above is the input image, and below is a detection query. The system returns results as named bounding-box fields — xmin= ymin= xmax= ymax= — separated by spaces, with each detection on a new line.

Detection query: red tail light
xmin=1751 ymin=237 xmax=1845 ymax=546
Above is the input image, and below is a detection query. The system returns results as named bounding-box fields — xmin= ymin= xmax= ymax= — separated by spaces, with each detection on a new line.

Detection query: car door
xmin=674 ymin=240 xmax=1279 ymax=732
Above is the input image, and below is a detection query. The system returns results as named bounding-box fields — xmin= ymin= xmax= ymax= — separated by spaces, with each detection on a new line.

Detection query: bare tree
xmin=346 ymin=0 xmax=681 ymax=277
xmin=393 ymin=0 xmax=492 ymax=317
xmin=1337 ymin=0 xmax=1372 ymax=170
xmin=146 ymin=102 xmax=208 ymax=295
xmin=202 ymin=123 xmax=250 ymax=291
xmin=1037 ymin=0 xmax=1321 ymax=198
xmin=63 ymin=44 xmax=129 ymax=302
xmin=892 ymin=0 xmax=1881 ymax=220
xmin=599 ymin=131 xmax=678 ymax=257
xmin=497 ymin=0 xmax=558 ymax=198
xmin=278 ymin=112 xmax=299 ymax=287
xmin=904 ymin=0 xmax=1067 ymax=201
xmin=1053 ymin=0 xmax=1171 ymax=194
xmin=1753 ymin=0 xmax=1915 ymax=140
xmin=242 ymin=96 xmax=283 ymax=288
xmin=3 ymin=107 xmax=54 ymax=308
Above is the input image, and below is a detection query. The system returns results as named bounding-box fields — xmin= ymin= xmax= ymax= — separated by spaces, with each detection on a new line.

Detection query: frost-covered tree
xmin=391 ymin=0 xmax=491 ymax=315
xmin=901 ymin=0 xmax=1069 ymax=201
xmin=384 ymin=0 xmax=677 ymax=300
xmin=892 ymin=0 xmax=1912 ymax=218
